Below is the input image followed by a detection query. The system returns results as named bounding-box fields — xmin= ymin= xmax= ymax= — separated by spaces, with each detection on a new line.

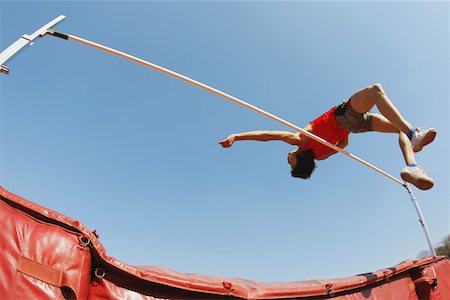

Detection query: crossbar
xmin=47 ymin=29 xmax=405 ymax=186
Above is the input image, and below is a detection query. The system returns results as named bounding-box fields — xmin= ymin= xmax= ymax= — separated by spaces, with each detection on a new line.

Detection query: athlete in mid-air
xmin=219 ymin=84 xmax=436 ymax=190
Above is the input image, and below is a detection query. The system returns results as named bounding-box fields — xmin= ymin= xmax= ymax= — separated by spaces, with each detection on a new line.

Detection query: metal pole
xmin=47 ymin=29 xmax=405 ymax=186
xmin=0 ymin=15 xmax=65 ymax=74
xmin=404 ymin=184 xmax=437 ymax=257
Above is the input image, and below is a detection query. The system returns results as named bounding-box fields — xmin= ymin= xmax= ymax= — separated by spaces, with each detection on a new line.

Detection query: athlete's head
xmin=288 ymin=149 xmax=316 ymax=179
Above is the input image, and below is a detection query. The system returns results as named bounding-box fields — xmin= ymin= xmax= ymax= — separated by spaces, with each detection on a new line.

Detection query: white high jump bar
xmin=0 ymin=16 xmax=437 ymax=257
xmin=47 ymin=29 xmax=405 ymax=186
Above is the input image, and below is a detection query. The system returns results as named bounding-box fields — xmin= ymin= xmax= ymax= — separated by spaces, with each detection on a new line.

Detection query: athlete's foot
xmin=411 ymin=128 xmax=436 ymax=153
xmin=401 ymin=165 xmax=434 ymax=190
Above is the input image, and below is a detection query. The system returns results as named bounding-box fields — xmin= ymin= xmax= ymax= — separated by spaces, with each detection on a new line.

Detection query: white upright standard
xmin=0 ymin=15 xmax=65 ymax=74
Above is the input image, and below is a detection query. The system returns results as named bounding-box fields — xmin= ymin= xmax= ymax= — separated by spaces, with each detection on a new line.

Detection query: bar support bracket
xmin=0 ymin=15 xmax=65 ymax=74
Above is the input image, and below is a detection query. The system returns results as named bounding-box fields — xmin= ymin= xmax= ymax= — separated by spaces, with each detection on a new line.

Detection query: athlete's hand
xmin=218 ymin=135 xmax=236 ymax=148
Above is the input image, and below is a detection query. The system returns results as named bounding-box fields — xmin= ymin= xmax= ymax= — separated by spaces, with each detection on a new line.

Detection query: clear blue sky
xmin=1 ymin=1 xmax=449 ymax=282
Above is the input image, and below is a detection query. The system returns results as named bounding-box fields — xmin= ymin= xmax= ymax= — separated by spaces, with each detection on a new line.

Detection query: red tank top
xmin=300 ymin=106 xmax=349 ymax=159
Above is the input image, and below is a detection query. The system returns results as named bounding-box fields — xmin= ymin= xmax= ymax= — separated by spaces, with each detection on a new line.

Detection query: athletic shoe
xmin=411 ymin=128 xmax=436 ymax=153
xmin=401 ymin=166 xmax=434 ymax=190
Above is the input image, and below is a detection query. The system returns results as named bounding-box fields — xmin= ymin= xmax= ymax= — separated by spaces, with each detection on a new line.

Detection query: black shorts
xmin=334 ymin=99 xmax=374 ymax=133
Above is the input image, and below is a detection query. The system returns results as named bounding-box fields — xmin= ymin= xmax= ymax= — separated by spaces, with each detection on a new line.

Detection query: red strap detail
xmin=17 ymin=256 xmax=74 ymax=289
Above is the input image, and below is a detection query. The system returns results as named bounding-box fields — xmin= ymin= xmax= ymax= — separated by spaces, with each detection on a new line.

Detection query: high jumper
xmin=219 ymin=84 xmax=436 ymax=190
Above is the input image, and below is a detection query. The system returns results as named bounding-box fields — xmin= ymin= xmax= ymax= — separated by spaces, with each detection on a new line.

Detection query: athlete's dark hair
xmin=290 ymin=149 xmax=316 ymax=179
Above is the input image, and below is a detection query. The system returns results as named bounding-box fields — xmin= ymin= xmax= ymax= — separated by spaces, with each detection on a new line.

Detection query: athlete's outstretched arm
xmin=218 ymin=131 xmax=302 ymax=148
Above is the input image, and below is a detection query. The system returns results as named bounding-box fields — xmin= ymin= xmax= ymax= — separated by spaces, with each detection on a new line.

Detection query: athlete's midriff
xmin=300 ymin=107 xmax=349 ymax=159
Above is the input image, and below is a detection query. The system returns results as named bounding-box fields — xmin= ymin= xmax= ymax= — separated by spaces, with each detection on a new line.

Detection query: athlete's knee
xmin=369 ymin=83 xmax=385 ymax=96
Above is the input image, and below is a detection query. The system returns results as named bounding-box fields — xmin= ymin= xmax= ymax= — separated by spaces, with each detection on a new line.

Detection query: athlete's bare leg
xmin=370 ymin=113 xmax=433 ymax=190
xmin=371 ymin=114 xmax=415 ymax=165
xmin=349 ymin=84 xmax=412 ymax=134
